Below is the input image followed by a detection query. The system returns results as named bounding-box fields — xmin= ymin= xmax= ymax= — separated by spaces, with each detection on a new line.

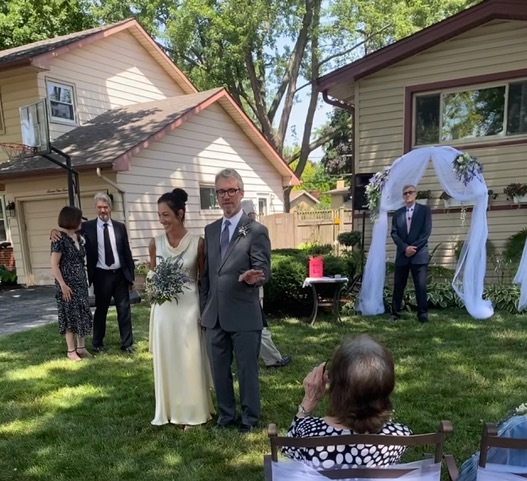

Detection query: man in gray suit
xmin=200 ymin=168 xmax=271 ymax=433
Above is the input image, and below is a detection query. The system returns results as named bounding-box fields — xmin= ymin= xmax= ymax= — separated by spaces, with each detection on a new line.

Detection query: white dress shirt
xmin=96 ymin=218 xmax=121 ymax=270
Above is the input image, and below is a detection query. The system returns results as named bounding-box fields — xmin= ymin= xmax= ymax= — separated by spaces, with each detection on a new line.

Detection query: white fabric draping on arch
xmin=513 ymin=241 xmax=527 ymax=311
xmin=356 ymin=146 xmax=494 ymax=320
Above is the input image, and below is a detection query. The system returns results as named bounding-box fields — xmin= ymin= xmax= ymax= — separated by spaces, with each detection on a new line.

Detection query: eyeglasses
xmin=216 ymin=188 xmax=240 ymax=198
xmin=403 ymin=190 xmax=416 ymax=196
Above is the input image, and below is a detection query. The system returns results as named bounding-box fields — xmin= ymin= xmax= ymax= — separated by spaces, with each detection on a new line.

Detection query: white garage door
xmin=23 ymin=196 xmax=92 ymax=285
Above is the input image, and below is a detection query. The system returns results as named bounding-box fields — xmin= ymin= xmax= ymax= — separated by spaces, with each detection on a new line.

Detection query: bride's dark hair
xmin=158 ymin=188 xmax=188 ymax=222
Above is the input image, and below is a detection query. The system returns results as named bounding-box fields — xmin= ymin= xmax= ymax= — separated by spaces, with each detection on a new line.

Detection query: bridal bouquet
xmin=146 ymin=255 xmax=191 ymax=305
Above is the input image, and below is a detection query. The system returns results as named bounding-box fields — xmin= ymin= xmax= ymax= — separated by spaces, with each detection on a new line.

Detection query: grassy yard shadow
xmin=1 ymin=305 xmax=527 ymax=480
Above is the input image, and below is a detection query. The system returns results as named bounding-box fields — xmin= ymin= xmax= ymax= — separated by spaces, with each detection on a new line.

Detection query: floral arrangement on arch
xmin=453 ymin=152 xmax=483 ymax=186
xmin=146 ymin=254 xmax=191 ymax=305
xmin=365 ymin=168 xmax=391 ymax=222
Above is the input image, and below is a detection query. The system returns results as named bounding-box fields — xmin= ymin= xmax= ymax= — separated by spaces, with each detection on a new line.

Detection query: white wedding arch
xmin=514 ymin=242 xmax=527 ymax=312
xmin=356 ymin=145 xmax=494 ymax=320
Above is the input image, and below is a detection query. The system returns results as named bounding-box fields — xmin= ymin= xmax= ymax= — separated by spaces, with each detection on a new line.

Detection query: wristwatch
xmin=297 ymin=404 xmax=312 ymax=416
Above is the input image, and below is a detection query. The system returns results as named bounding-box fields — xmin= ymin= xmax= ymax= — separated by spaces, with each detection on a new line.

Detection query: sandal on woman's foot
xmin=76 ymin=347 xmax=92 ymax=359
xmin=67 ymin=349 xmax=82 ymax=362
xmin=184 ymin=425 xmax=200 ymax=431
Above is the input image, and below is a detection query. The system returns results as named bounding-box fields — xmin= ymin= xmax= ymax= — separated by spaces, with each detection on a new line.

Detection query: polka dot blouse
xmin=282 ymin=416 xmax=412 ymax=469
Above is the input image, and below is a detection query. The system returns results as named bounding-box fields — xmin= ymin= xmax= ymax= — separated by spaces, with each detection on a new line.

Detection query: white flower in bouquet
xmin=146 ymin=255 xmax=191 ymax=305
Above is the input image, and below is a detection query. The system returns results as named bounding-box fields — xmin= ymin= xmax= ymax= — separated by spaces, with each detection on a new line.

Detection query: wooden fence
xmin=259 ymin=208 xmax=353 ymax=250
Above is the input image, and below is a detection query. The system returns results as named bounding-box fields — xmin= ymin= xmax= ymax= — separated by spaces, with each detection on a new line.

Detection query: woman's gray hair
xmin=215 ymin=168 xmax=244 ymax=190
xmin=94 ymin=192 xmax=112 ymax=208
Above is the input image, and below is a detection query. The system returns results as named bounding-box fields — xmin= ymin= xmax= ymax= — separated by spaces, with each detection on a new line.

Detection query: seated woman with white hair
xmin=283 ymin=334 xmax=411 ymax=469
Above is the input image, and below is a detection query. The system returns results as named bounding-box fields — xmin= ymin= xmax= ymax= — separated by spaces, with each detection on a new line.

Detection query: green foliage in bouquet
xmin=146 ymin=255 xmax=191 ymax=305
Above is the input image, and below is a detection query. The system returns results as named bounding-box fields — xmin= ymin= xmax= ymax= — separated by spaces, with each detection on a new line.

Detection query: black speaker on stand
xmin=352 ymin=173 xmax=374 ymax=272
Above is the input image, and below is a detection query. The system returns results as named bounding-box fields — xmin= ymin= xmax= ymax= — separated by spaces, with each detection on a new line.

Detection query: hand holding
xmin=50 ymin=229 xmax=61 ymax=242
xmin=61 ymin=283 xmax=72 ymax=302
xmin=238 ymin=269 xmax=265 ymax=285
xmin=301 ymin=362 xmax=329 ymax=412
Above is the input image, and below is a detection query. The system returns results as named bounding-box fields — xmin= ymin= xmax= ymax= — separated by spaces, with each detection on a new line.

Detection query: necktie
xmin=406 ymin=209 xmax=412 ymax=233
xmin=103 ymin=223 xmax=115 ymax=267
xmin=220 ymin=220 xmax=231 ymax=259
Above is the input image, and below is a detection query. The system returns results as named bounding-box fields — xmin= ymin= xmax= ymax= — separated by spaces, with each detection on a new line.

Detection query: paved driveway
xmin=0 ymin=286 xmax=57 ymax=336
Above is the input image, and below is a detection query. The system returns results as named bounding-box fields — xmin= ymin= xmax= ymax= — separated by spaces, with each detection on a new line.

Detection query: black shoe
xmin=266 ymin=355 xmax=292 ymax=369
xmin=238 ymin=424 xmax=254 ymax=434
xmin=92 ymin=346 xmax=105 ymax=353
xmin=214 ymin=421 xmax=237 ymax=430
xmin=121 ymin=346 xmax=134 ymax=353
xmin=388 ymin=315 xmax=399 ymax=322
xmin=418 ymin=317 xmax=429 ymax=323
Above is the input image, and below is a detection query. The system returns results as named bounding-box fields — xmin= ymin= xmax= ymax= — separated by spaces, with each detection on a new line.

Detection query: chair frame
xmin=264 ymin=420 xmax=453 ymax=480
xmin=478 ymin=422 xmax=527 ymax=477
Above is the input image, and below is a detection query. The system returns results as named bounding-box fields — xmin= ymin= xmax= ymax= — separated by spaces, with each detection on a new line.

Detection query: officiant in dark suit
xmin=389 ymin=185 xmax=432 ymax=323
xmin=200 ymin=169 xmax=271 ymax=433
xmin=83 ymin=193 xmax=135 ymax=352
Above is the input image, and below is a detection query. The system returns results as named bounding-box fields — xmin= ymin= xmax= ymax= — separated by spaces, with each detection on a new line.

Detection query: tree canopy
xmin=0 ymin=0 xmax=479 ymax=209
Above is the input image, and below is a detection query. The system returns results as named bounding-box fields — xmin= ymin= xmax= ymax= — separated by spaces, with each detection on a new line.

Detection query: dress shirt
xmin=406 ymin=205 xmax=415 ymax=222
xmin=221 ymin=209 xmax=244 ymax=244
xmin=96 ymin=218 xmax=121 ymax=270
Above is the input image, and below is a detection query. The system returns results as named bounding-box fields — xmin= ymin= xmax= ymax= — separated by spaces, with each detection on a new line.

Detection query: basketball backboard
xmin=19 ymin=99 xmax=51 ymax=155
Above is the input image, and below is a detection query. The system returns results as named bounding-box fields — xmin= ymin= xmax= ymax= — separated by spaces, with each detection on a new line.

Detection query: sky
xmin=285 ymin=94 xmax=334 ymax=162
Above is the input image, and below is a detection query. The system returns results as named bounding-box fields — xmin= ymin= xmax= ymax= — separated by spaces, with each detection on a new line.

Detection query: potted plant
xmin=416 ymin=190 xmax=431 ymax=206
xmin=503 ymin=183 xmax=527 ymax=204
xmin=134 ymin=261 xmax=149 ymax=292
xmin=439 ymin=191 xmax=456 ymax=208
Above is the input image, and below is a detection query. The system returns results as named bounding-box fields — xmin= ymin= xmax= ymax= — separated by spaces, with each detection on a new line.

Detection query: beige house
xmin=289 ymin=190 xmax=320 ymax=211
xmin=0 ymin=19 xmax=297 ymax=285
xmin=324 ymin=180 xmax=351 ymax=209
xmin=317 ymin=0 xmax=527 ymax=273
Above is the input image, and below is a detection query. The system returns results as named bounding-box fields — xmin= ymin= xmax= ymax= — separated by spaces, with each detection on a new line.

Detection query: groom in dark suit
xmin=83 ymin=193 xmax=135 ymax=352
xmin=390 ymin=184 xmax=432 ymax=323
xmin=200 ymin=169 xmax=271 ymax=433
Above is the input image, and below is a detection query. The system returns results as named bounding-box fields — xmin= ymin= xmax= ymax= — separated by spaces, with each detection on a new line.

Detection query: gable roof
xmin=0 ymin=18 xmax=197 ymax=95
xmin=290 ymin=190 xmax=320 ymax=203
xmin=317 ymin=0 xmax=527 ymax=99
xmin=0 ymin=88 xmax=298 ymax=186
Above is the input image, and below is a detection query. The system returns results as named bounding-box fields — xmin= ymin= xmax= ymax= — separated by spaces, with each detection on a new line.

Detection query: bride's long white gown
xmin=150 ymin=232 xmax=215 ymax=426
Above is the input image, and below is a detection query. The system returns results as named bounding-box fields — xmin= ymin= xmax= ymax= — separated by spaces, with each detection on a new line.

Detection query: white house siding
xmin=346 ymin=19 xmax=527 ymax=281
xmin=4 ymin=172 xmax=122 ymax=285
xmin=36 ymin=30 xmax=188 ymax=141
xmin=0 ymin=69 xmax=40 ymax=163
xmin=117 ymin=103 xmax=286 ymax=263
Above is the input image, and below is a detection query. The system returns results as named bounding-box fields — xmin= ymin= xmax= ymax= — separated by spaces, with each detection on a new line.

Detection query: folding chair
xmin=476 ymin=422 xmax=527 ymax=480
xmin=264 ymin=420 xmax=456 ymax=481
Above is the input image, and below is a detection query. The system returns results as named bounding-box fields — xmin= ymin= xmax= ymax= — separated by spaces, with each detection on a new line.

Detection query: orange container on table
xmin=309 ymin=256 xmax=324 ymax=278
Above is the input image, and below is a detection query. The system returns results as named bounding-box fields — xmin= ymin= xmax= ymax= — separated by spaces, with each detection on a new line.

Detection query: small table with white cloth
xmin=302 ymin=276 xmax=348 ymax=326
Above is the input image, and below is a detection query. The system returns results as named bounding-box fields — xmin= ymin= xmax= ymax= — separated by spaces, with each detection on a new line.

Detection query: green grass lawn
xmin=1 ymin=305 xmax=527 ymax=481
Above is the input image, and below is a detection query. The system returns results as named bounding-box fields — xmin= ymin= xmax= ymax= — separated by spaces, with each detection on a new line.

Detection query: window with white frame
xmin=257 ymin=196 xmax=268 ymax=216
xmin=200 ymin=185 xmax=220 ymax=210
xmin=0 ymin=195 xmax=7 ymax=242
xmin=414 ymin=79 xmax=527 ymax=146
xmin=46 ymin=79 xmax=76 ymax=124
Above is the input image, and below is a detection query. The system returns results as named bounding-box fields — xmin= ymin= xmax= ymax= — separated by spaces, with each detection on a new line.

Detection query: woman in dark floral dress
xmin=50 ymin=206 xmax=93 ymax=361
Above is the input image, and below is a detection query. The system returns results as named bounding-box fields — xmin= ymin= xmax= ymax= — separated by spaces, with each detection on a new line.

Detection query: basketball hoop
xmin=0 ymin=142 xmax=38 ymax=161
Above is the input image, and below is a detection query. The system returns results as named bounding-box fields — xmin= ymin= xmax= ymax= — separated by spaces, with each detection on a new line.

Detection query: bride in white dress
xmin=149 ymin=188 xmax=215 ymax=427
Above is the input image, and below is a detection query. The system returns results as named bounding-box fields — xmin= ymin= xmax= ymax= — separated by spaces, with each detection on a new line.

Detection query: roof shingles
xmin=0 ymin=89 xmax=222 ymax=178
